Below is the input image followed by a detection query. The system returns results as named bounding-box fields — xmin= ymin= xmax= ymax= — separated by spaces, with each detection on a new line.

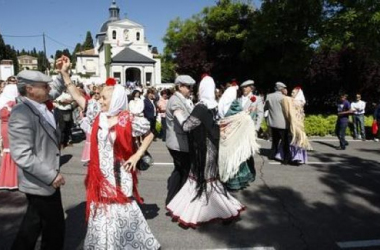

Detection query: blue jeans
xmin=353 ymin=114 xmax=365 ymax=139
xmin=335 ymin=122 xmax=348 ymax=149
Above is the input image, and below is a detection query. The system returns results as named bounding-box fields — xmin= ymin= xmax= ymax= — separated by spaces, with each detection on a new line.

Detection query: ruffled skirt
xmin=226 ymin=161 xmax=255 ymax=190
xmin=84 ymin=201 xmax=160 ymax=250
xmin=166 ymin=177 xmax=245 ymax=227
xmin=0 ymin=151 xmax=18 ymax=190
xmin=275 ymin=144 xmax=308 ymax=164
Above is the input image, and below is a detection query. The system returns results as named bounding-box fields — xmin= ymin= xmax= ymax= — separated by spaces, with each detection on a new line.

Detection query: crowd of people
xmin=0 ymin=55 xmax=378 ymax=249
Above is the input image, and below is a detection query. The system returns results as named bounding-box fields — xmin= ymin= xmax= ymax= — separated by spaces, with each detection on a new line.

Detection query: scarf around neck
xmin=85 ymin=111 xmax=143 ymax=221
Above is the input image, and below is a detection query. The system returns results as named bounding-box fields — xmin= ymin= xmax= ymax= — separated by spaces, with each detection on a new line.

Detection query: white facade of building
xmin=0 ymin=60 xmax=15 ymax=81
xmin=75 ymin=0 xmax=161 ymax=87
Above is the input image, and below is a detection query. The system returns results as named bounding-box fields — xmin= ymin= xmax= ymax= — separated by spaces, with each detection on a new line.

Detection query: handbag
xmin=134 ymin=137 xmax=154 ymax=171
xmin=372 ymin=120 xmax=378 ymax=135
xmin=137 ymin=151 xmax=154 ymax=171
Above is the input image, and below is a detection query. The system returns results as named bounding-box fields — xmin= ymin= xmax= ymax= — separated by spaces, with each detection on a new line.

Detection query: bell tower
xmin=108 ymin=0 xmax=120 ymax=21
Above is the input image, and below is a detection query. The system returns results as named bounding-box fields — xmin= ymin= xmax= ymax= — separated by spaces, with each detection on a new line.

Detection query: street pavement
xmin=1 ymin=137 xmax=380 ymax=250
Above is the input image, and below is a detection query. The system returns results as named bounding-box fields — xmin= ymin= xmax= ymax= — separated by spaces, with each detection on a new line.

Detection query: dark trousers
xmin=160 ymin=117 xmax=167 ymax=141
xmin=148 ymin=117 xmax=157 ymax=137
xmin=55 ymin=109 xmax=73 ymax=146
xmin=271 ymin=127 xmax=291 ymax=164
xmin=336 ymin=122 xmax=348 ymax=149
xmin=166 ymin=149 xmax=191 ymax=205
xmin=12 ymin=190 xmax=65 ymax=250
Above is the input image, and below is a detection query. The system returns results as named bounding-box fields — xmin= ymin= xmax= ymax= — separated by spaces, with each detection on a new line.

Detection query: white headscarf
xmin=106 ymin=84 xmax=129 ymax=117
xmin=294 ymin=88 xmax=306 ymax=105
xmin=218 ymin=85 xmax=238 ymax=118
xmin=199 ymin=76 xmax=218 ymax=109
xmin=0 ymin=84 xmax=19 ymax=109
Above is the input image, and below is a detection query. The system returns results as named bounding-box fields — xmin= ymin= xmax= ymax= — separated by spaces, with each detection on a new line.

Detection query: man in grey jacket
xmin=165 ymin=75 xmax=195 ymax=205
xmin=9 ymin=66 xmax=68 ymax=250
xmin=264 ymin=82 xmax=291 ymax=164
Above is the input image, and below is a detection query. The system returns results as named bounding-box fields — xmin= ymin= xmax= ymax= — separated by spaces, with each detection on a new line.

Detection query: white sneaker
xmin=374 ymin=138 xmax=379 ymax=142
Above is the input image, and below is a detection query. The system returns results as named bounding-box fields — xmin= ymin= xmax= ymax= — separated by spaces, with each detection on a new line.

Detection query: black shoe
xmin=344 ymin=142 xmax=349 ymax=146
xmin=289 ymin=160 xmax=301 ymax=166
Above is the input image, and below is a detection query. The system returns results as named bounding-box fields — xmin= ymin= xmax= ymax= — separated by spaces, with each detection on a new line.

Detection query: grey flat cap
xmin=174 ymin=75 xmax=196 ymax=86
xmin=275 ymin=82 xmax=287 ymax=90
xmin=240 ymin=79 xmax=254 ymax=88
xmin=17 ymin=70 xmax=52 ymax=85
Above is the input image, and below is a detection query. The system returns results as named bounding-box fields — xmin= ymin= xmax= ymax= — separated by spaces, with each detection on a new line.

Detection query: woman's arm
xmin=57 ymin=56 xmax=87 ymax=110
xmin=123 ymin=131 xmax=154 ymax=172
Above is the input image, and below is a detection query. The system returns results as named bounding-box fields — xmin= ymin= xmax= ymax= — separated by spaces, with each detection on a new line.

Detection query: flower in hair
xmin=106 ymin=78 xmax=117 ymax=86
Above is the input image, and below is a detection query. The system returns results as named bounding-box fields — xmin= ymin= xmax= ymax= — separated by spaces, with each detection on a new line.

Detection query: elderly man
xmin=264 ymin=82 xmax=291 ymax=164
xmin=238 ymin=79 xmax=264 ymax=132
xmin=165 ymin=75 xmax=195 ymax=205
xmin=9 ymin=67 xmax=68 ymax=250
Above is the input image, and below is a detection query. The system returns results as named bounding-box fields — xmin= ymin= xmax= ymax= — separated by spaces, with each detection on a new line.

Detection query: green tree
xmin=82 ymin=31 xmax=94 ymax=50
xmin=0 ymin=34 xmax=19 ymax=73
xmin=71 ymin=43 xmax=82 ymax=68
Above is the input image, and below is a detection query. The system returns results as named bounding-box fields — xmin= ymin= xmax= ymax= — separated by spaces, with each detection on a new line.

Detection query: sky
xmin=0 ymin=0 xmax=261 ymax=58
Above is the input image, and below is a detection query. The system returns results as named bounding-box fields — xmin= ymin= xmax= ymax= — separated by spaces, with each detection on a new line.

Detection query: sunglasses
xmin=94 ymin=92 xmax=101 ymax=94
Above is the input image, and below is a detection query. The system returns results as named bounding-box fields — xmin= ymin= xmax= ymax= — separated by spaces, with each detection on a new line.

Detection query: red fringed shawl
xmin=85 ymin=111 xmax=143 ymax=221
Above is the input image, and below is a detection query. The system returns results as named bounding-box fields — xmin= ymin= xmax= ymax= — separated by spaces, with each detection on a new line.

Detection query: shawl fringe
xmin=85 ymin=111 xmax=143 ymax=222
xmin=282 ymin=97 xmax=312 ymax=150
xmin=218 ymin=112 xmax=260 ymax=182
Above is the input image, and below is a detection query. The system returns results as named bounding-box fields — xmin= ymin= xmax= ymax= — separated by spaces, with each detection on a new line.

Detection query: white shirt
xmin=241 ymin=94 xmax=251 ymax=109
xmin=55 ymin=92 xmax=73 ymax=111
xmin=351 ymin=100 xmax=366 ymax=115
xmin=25 ymin=97 xmax=56 ymax=129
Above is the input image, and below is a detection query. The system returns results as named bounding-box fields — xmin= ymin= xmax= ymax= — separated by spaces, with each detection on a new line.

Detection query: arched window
xmin=112 ymin=30 xmax=117 ymax=40
xmin=136 ymin=32 xmax=140 ymax=41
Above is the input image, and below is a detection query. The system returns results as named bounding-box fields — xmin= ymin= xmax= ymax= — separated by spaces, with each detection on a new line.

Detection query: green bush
xmin=156 ymin=121 xmax=162 ymax=134
xmin=260 ymin=115 xmax=374 ymax=137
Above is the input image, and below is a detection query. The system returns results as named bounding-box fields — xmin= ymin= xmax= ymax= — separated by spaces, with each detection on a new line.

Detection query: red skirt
xmin=0 ymin=151 xmax=18 ymax=190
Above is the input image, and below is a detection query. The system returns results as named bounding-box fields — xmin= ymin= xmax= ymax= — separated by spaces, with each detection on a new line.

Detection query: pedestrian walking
xmin=335 ymin=94 xmax=353 ymax=150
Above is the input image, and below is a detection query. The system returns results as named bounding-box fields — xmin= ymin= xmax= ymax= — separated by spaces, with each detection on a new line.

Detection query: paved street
xmin=1 ymin=138 xmax=380 ymax=250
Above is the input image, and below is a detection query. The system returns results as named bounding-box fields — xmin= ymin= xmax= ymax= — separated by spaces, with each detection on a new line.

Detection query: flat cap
xmin=240 ymin=79 xmax=254 ymax=88
xmin=275 ymin=82 xmax=287 ymax=90
xmin=17 ymin=70 xmax=52 ymax=85
xmin=174 ymin=75 xmax=196 ymax=86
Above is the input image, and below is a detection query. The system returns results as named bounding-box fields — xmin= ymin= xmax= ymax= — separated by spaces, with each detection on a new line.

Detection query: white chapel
xmin=75 ymin=0 xmax=161 ymax=87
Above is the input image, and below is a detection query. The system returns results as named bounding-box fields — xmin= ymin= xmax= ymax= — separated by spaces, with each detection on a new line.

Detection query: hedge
xmin=156 ymin=115 xmax=374 ymax=137
xmin=262 ymin=115 xmax=374 ymax=137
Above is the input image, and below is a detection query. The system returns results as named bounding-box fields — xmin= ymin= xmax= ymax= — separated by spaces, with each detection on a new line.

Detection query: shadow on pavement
xmin=194 ymin=151 xmax=380 ymax=249
xmin=313 ymin=140 xmax=338 ymax=149
xmin=64 ymin=202 xmax=86 ymax=250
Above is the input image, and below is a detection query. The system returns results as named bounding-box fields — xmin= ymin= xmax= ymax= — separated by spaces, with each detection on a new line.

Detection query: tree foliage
xmin=82 ymin=31 xmax=94 ymax=50
xmin=0 ymin=34 xmax=19 ymax=73
xmin=162 ymin=0 xmax=380 ymax=113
